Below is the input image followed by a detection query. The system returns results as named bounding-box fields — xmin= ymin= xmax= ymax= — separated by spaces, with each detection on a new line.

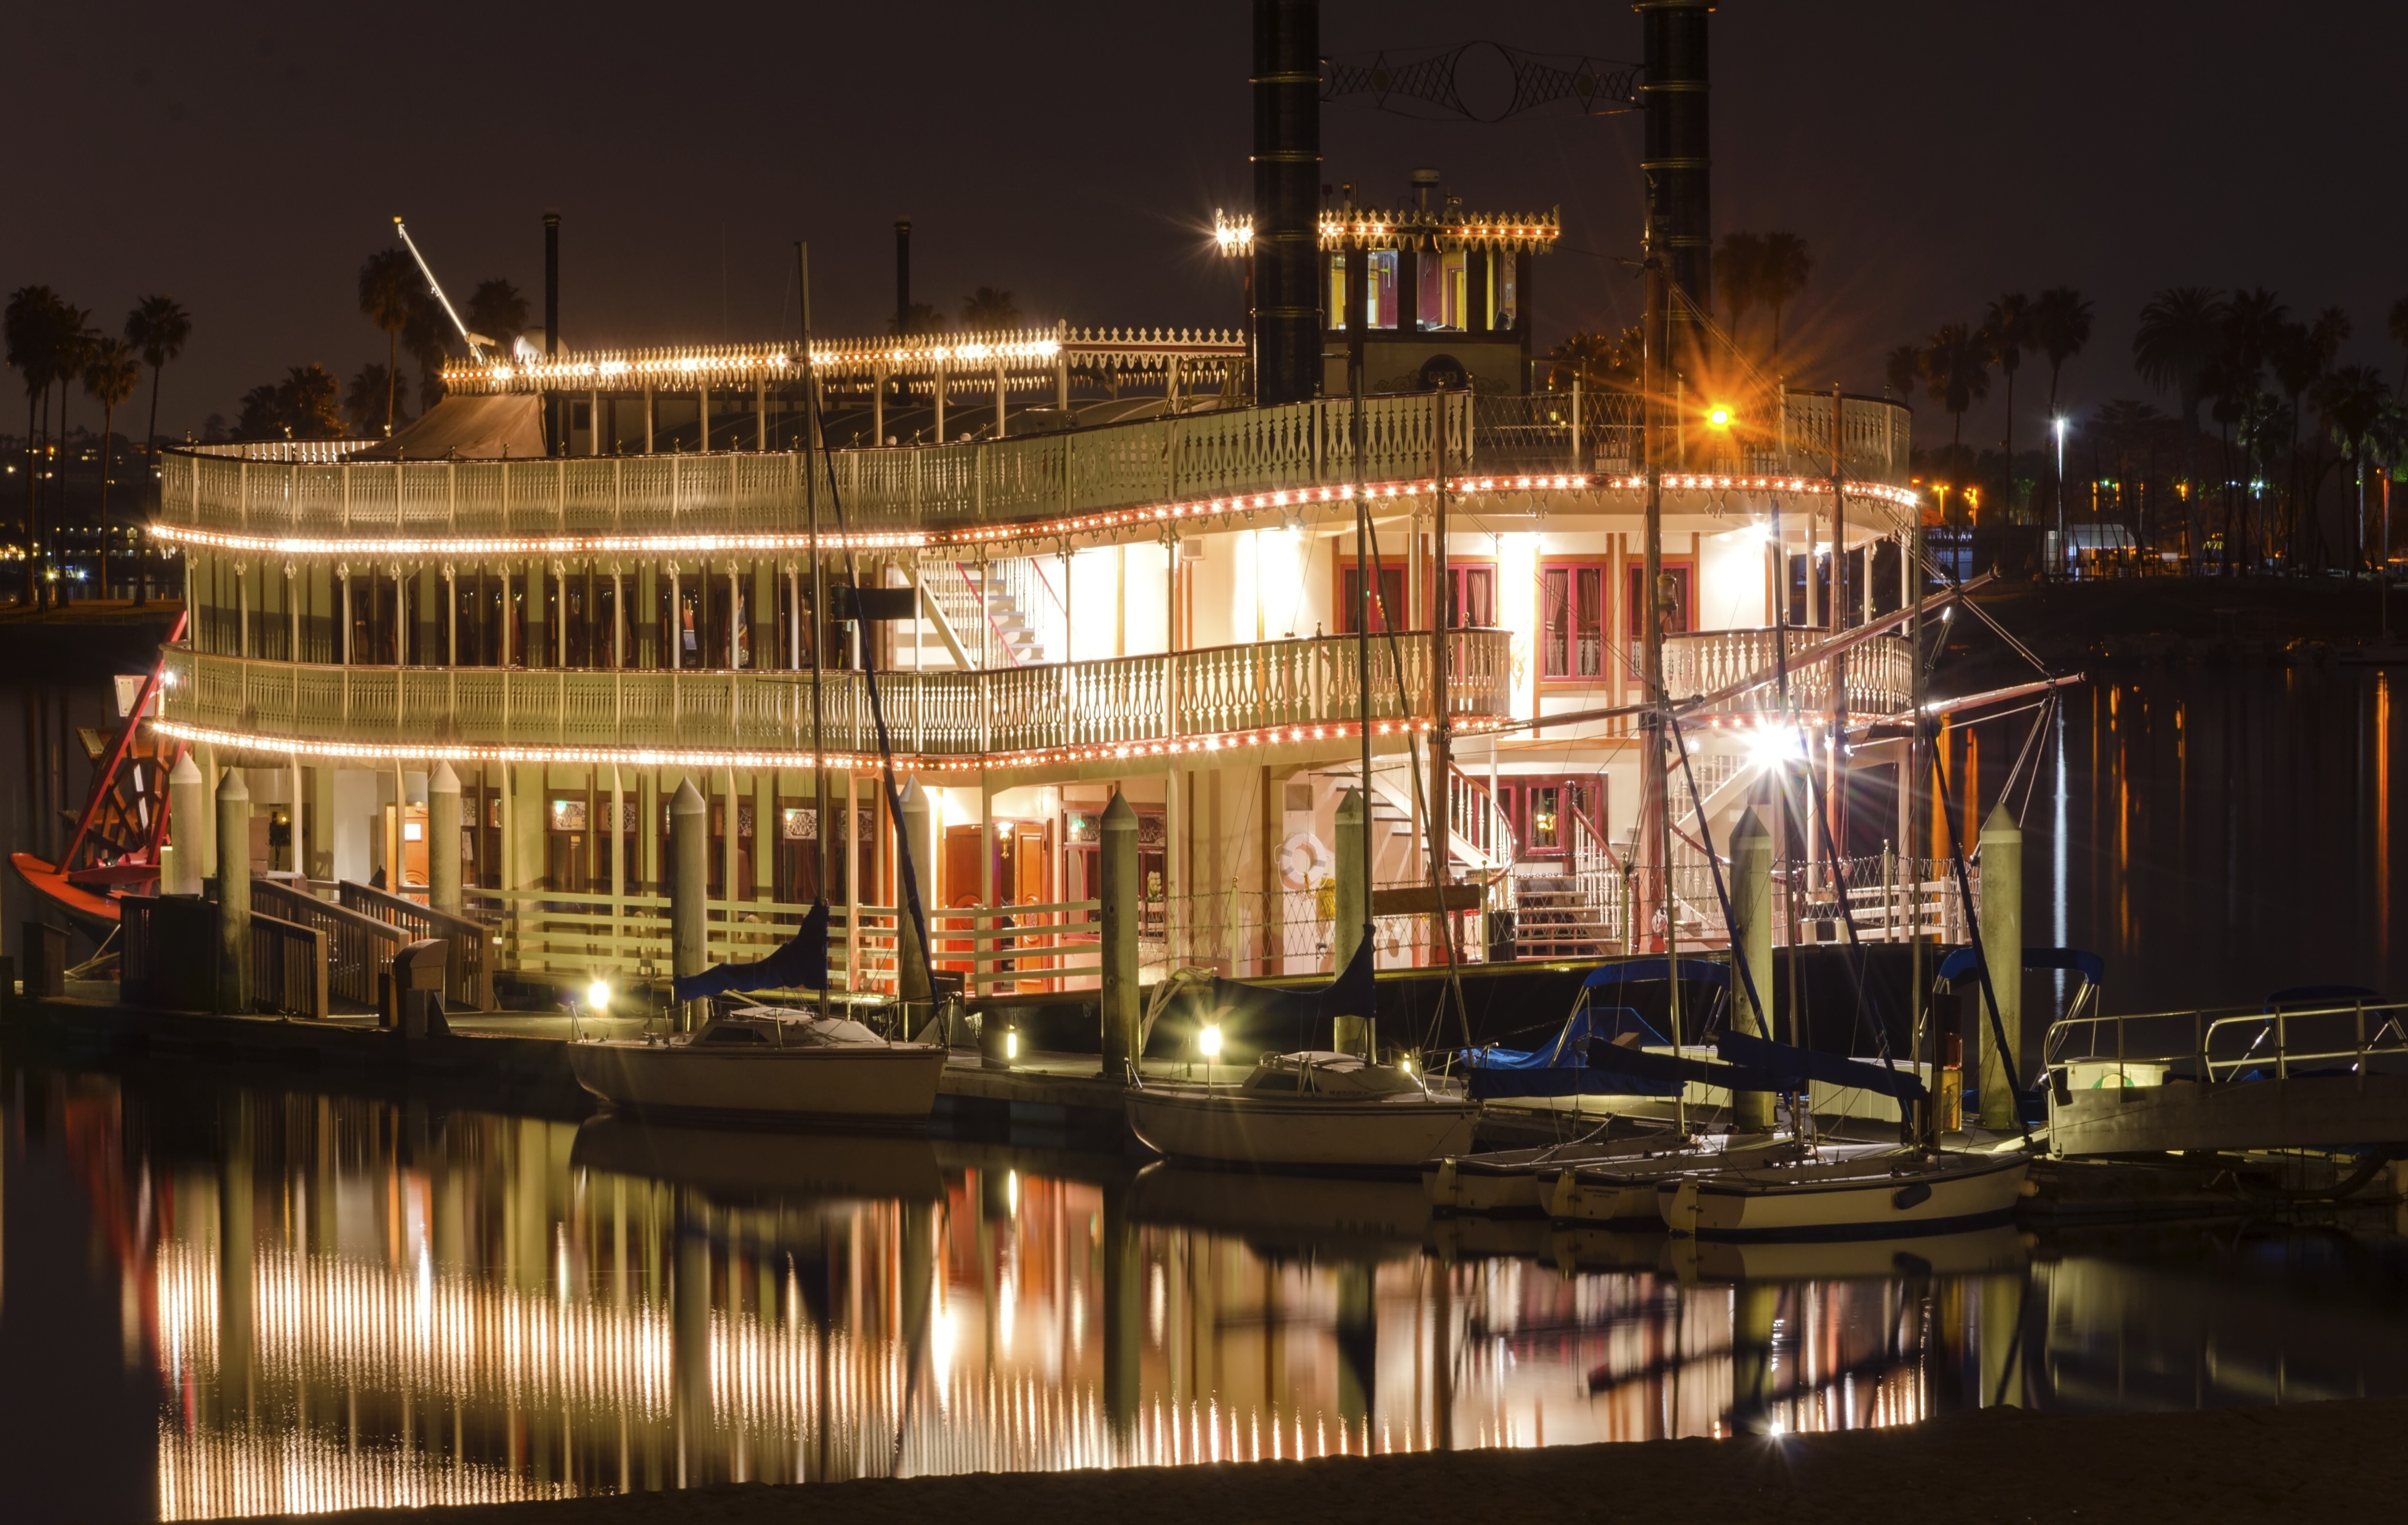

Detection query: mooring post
xmin=896 ymin=780 xmax=936 ymax=1012
xmin=1333 ymin=786 xmax=1370 ymax=1055
xmin=427 ymin=761 xmax=462 ymax=916
xmin=1729 ymin=803 xmax=1776 ymax=1133
xmin=670 ymin=776 xmax=707 ymax=1031
xmin=1978 ymin=802 xmax=2023 ymax=1129
xmin=165 ymin=751 xmax=205 ymax=895
xmin=1099 ymin=791 xmax=1140 ymax=1079
xmin=215 ymin=768 xmax=251 ymax=1014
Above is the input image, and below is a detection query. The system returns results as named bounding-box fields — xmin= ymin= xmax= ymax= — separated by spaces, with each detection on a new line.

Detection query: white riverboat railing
xmin=162 ymin=629 xmax=1514 ymax=759
xmin=153 ymin=390 xmax=1912 ymax=544
xmin=1663 ymin=629 xmax=1914 ymax=717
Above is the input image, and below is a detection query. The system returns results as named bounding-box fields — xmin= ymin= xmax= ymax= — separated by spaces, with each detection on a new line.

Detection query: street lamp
xmin=2052 ymin=417 xmax=2069 ymax=578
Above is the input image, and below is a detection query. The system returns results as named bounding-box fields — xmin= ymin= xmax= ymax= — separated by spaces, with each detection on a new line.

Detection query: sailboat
xmin=1124 ymin=943 xmax=1482 ymax=1171
xmin=571 ymin=254 xmax=945 ymax=1130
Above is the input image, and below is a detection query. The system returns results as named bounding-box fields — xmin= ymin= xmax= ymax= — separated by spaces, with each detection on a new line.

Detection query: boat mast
xmin=1642 ymin=251 xmax=1683 ymax=1137
xmin=1908 ymin=511 xmax=1930 ymax=1146
xmin=798 ymin=241 xmax=829 ymax=1019
xmin=1350 ymin=274 xmax=1376 ymax=1026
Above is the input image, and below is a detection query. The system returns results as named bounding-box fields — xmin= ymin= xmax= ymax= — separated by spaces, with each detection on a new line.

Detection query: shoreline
xmin=232 ymin=1397 xmax=2408 ymax=1525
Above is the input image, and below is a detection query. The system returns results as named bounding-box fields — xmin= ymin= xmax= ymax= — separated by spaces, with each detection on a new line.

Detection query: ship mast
xmin=797 ymin=241 xmax=830 ymax=1020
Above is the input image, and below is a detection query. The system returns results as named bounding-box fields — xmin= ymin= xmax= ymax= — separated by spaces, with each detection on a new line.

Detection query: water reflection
xmin=4 ymin=1063 xmax=2405 ymax=1522
xmin=2032 ymin=669 xmax=2407 ymax=1004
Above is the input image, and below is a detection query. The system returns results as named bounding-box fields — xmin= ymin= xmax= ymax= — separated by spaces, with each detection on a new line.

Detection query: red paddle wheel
xmin=8 ymin=611 xmax=188 ymax=933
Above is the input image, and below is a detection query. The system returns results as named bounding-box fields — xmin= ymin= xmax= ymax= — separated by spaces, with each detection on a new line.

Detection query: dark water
xmin=1 ymin=663 xmax=2405 ymax=1522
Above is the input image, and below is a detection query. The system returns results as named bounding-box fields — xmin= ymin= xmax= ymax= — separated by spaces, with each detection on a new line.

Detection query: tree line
xmin=1895 ymin=288 xmax=2408 ymax=572
xmin=4 ymin=286 xmax=191 ymax=604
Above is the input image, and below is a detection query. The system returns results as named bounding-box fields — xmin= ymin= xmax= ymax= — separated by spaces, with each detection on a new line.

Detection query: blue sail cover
xmin=1581 ymin=957 xmax=1732 ymax=992
xmin=1204 ymin=937 xmax=1376 ymax=1040
xmin=674 ymin=900 xmax=831 ymax=1002
xmin=1936 ymin=945 xmax=2104 ymax=986
xmin=1716 ymin=1028 xmax=1928 ymax=1103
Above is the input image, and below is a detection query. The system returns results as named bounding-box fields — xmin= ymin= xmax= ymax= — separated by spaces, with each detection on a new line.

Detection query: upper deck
xmin=150 ymin=387 xmax=1914 ymax=555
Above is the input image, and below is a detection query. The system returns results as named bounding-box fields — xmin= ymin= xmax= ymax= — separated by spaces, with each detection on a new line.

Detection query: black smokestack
xmin=1637 ymin=1 xmax=1711 ymax=343
xmin=894 ymin=218 xmax=912 ymax=334
xmin=1251 ymin=0 xmax=1321 ymax=405
xmin=543 ymin=209 xmax=560 ymax=355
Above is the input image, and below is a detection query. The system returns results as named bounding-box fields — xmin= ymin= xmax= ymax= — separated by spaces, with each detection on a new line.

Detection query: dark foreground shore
xmin=237 ymin=1399 xmax=2408 ymax=1525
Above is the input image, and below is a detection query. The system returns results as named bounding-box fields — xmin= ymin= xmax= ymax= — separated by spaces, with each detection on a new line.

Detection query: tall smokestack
xmin=1636 ymin=2 xmax=1711 ymax=349
xmin=1251 ymin=0 xmax=1321 ymax=405
xmin=543 ymin=210 xmax=560 ymax=355
xmin=894 ymin=218 xmax=912 ymax=335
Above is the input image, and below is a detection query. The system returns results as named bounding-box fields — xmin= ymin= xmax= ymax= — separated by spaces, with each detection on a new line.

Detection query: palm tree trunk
xmin=386 ymin=329 xmax=398 ymax=435
xmin=54 ymin=380 xmax=71 ymax=606
xmin=96 ymin=400 xmax=113 ymax=599
xmin=2181 ymin=396 xmax=2202 ymax=573
xmin=21 ymin=391 xmax=36 ymax=607
xmin=2002 ymin=369 xmax=2016 ymax=525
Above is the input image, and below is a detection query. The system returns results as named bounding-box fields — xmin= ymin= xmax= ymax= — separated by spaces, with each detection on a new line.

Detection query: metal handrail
xmin=2042 ymin=997 xmax=2408 ymax=1087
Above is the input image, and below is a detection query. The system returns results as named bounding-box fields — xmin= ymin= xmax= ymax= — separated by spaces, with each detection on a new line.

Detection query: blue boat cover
xmin=1467 ymin=1044 xmax=1790 ymax=1100
xmin=1716 ymin=1028 xmax=1928 ymax=1103
xmin=1580 ymin=957 xmax=1732 ymax=991
xmin=1206 ymin=937 xmax=1376 ymax=1029
xmin=674 ymin=900 xmax=831 ymax=1002
xmin=1936 ymin=945 xmax=2104 ymax=986
xmin=2264 ymin=985 xmax=2383 ymax=1008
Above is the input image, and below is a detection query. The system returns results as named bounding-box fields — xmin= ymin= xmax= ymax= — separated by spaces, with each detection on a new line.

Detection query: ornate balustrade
xmin=151 ymin=390 xmax=1912 ymax=548
xmin=161 ymin=630 xmax=1514 ymax=763
xmin=1662 ymin=629 xmax=1913 ymax=717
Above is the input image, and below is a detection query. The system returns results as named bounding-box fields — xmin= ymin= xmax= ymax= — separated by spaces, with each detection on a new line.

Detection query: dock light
xmin=1706 ymin=404 xmax=1734 ymax=428
xmin=1005 ymin=1027 xmax=1019 ymax=1060
xmin=587 ymin=978 xmax=610 ymax=1011
xmin=1400 ymin=1055 xmax=1414 ymax=1075
xmin=1200 ymin=1023 xmax=1223 ymax=1059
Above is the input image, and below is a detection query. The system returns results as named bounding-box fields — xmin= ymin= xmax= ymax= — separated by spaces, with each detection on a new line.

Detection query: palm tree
xmin=276 ymin=365 xmax=344 ymax=439
xmin=5 ymin=286 xmax=65 ymax=604
xmin=235 ymin=384 xmax=283 ymax=439
xmin=2219 ymin=289 xmax=2287 ymax=570
xmin=1919 ymin=323 xmax=1992 ymax=499
xmin=2318 ymin=364 xmax=2391 ymax=568
xmin=2132 ymin=287 xmax=2227 ymax=565
xmin=1715 ymin=232 xmax=1764 ymax=346
xmin=83 ymin=340 xmax=141 ymax=598
xmin=1755 ymin=233 xmax=1812 ymax=360
xmin=124 ymin=294 xmax=191 ymax=459
xmin=357 ymin=250 xmax=417 ymax=435
xmin=959 ymin=286 xmax=1021 ymax=331
xmin=1981 ymin=293 xmax=2033 ymax=519
xmin=1546 ymin=327 xmax=1643 ymax=392
xmin=44 ymin=309 xmax=96 ymax=606
xmin=2028 ymin=287 xmax=2093 ymax=552
xmin=403 ymin=293 xmax=453 ymax=413
xmin=1884 ymin=344 xmax=1921 ymax=404
xmin=345 ymin=363 xmax=408 ymax=436
xmin=465 ymin=280 xmax=530 ymax=355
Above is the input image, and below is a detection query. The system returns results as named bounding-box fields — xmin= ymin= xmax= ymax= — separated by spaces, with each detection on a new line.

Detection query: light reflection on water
xmin=10 ymin=1065 xmax=2408 ymax=1523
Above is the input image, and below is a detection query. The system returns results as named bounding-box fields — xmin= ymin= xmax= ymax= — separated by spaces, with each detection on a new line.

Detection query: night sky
xmin=7 ymin=1 xmax=2404 ymax=452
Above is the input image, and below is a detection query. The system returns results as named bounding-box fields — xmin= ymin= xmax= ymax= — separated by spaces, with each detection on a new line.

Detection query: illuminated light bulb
xmin=587 ymin=978 xmax=610 ymax=1010
xmin=1199 ymin=1024 xmax=1223 ymax=1058
xmin=1005 ymin=1028 xmax=1019 ymax=1060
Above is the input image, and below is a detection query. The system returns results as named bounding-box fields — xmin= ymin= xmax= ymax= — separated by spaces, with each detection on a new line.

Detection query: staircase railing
xmin=338 ymin=880 xmax=493 ymax=1010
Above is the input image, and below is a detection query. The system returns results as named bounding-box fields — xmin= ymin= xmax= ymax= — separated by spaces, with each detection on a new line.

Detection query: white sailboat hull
xmin=568 ymin=1041 xmax=947 ymax=1127
xmin=1546 ymin=1139 xmax=1806 ymax=1224
xmin=1661 ymin=1152 xmax=2031 ymax=1241
xmin=1127 ymin=1090 xmax=1479 ymax=1172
